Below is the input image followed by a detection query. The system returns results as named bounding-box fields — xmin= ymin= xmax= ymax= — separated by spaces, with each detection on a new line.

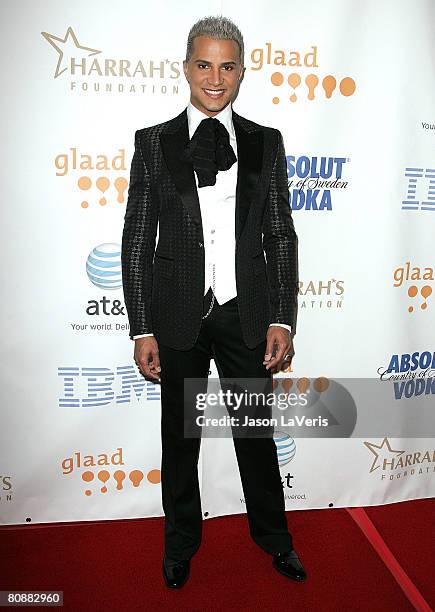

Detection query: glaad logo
xmin=249 ymin=43 xmax=356 ymax=105
xmin=393 ymin=262 xmax=433 ymax=312
xmin=286 ymin=155 xmax=349 ymax=210
xmin=58 ymin=365 xmax=161 ymax=408
xmin=0 ymin=475 xmax=13 ymax=502
xmin=299 ymin=278 xmax=344 ymax=310
xmin=55 ymin=148 xmax=128 ymax=209
xmin=41 ymin=26 xmax=181 ymax=95
xmin=401 ymin=167 xmax=435 ymax=212
xmin=364 ymin=438 xmax=435 ymax=481
xmin=86 ymin=243 xmax=122 ymax=290
xmin=61 ymin=447 xmax=161 ymax=496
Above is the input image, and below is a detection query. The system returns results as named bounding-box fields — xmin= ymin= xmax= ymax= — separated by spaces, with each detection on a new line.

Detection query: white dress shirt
xmin=132 ymin=102 xmax=291 ymax=339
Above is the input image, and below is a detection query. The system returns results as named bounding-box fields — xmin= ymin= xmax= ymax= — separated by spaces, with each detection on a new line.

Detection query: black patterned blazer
xmin=121 ymin=107 xmax=298 ymax=350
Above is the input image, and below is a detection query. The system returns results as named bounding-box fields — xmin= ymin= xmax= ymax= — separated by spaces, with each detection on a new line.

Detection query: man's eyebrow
xmin=193 ymin=59 xmax=237 ymax=66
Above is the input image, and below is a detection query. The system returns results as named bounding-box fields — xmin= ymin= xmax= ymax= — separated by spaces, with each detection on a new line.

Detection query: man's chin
xmin=194 ymin=97 xmax=231 ymax=116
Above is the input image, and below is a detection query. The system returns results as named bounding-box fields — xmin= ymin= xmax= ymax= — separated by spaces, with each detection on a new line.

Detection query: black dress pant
xmin=158 ymin=289 xmax=293 ymax=562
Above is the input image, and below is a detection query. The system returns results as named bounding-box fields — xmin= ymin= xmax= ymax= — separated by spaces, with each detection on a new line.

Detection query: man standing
xmin=121 ymin=16 xmax=305 ymax=588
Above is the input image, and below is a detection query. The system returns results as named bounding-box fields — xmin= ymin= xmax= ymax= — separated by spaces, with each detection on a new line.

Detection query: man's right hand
xmin=134 ymin=336 xmax=161 ymax=381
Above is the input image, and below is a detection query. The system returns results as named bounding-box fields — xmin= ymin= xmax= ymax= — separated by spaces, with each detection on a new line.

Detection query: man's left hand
xmin=263 ymin=326 xmax=294 ymax=373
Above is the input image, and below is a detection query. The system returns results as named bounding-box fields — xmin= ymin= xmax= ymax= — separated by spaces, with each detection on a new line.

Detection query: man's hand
xmin=134 ymin=336 xmax=161 ymax=381
xmin=263 ymin=326 xmax=294 ymax=374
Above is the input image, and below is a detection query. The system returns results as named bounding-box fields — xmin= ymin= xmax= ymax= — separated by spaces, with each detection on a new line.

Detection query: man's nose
xmin=207 ymin=67 xmax=223 ymax=86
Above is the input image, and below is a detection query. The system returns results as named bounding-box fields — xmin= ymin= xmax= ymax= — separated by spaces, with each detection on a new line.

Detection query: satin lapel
xmin=160 ymin=109 xmax=202 ymax=228
xmin=233 ymin=114 xmax=263 ymax=241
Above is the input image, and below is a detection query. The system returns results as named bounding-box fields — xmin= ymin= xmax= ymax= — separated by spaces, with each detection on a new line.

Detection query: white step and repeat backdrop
xmin=1 ymin=0 xmax=434 ymax=525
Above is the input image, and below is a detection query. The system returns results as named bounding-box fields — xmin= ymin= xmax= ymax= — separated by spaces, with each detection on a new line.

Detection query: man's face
xmin=183 ymin=36 xmax=244 ymax=117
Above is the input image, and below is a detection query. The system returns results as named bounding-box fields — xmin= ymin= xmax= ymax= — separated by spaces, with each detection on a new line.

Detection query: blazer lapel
xmin=159 ymin=108 xmax=264 ymax=242
xmin=233 ymin=112 xmax=264 ymax=241
xmin=160 ymin=109 xmax=202 ymax=228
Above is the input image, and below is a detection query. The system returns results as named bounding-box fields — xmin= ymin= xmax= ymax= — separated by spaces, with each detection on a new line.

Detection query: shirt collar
xmin=187 ymin=101 xmax=235 ymax=140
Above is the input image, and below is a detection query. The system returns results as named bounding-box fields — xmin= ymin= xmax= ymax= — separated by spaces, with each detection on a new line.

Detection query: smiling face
xmin=183 ymin=36 xmax=244 ymax=117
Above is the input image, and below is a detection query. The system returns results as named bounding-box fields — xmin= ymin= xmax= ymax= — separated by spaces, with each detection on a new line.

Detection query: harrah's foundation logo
xmin=364 ymin=438 xmax=435 ymax=482
xmin=249 ymin=43 xmax=356 ymax=105
xmin=41 ymin=26 xmax=181 ymax=95
xmin=298 ymin=278 xmax=344 ymax=309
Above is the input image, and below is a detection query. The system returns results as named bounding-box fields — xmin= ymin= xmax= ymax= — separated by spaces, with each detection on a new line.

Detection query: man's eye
xmin=223 ymin=66 xmax=234 ymax=71
xmin=198 ymin=64 xmax=209 ymax=69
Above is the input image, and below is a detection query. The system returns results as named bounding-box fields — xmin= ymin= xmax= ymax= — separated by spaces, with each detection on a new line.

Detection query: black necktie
xmin=184 ymin=117 xmax=237 ymax=188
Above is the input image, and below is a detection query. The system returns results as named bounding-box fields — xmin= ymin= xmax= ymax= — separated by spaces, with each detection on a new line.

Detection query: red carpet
xmin=1 ymin=499 xmax=433 ymax=611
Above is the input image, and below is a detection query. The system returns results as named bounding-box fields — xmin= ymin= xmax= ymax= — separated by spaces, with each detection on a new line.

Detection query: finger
xmin=136 ymin=352 xmax=158 ymax=380
xmin=140 ymin=362 xmax=160 ymax=380
xmin=265 ymin=343 xmax=288 ymax=370
xmin=263 ymin=335 xmax=276 ymax=364
xmin=150 ymin=347 xmax=161 ymax=372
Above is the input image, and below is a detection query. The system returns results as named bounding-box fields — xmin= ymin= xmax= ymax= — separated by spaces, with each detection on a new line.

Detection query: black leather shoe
xmin=272 ymin=549 xmax=307 ymax=581
xmin=162 ymin=558 xmax=190 ymax=589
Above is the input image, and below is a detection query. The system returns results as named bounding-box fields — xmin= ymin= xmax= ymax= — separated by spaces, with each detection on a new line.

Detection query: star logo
xmin=364 ymin=438 xmax=405 ymax=473
xmin=41 ymin=27 xmax=101 ymax=79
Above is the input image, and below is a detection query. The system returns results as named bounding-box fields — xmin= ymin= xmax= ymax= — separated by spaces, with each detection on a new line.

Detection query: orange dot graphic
xmin=271 ymin=72 xmax=284 ymax=86
xmin=314 ymin=377 xmax=329 ymax=393
xmin=96 ymin=176 xmax=110 ymax=191
xmin=421 ymin=285 xmax=432 ymax=299
xmin=98 ymin=470 xmax=110 ymax=493
xmin=147 ymin=469 xmax=161 ymax=484
xmin=339 ymin=77 xmax=356 ymax=96
xmin=281 ymin=379 xmax=293 ymax=394
xmin=129 ymin=469 xmax=144 ymax=487
xmin=408 ymin=284 xmax=418 ymax=312
xmin=272 ymin=96 xmax=280 ymax=104
xmin=78 ymin=176 xmax=92 ymax=190
xmin=81 ymin=201 xmax=89 ymax=208
xmin=82 ymin=470 xmax=94 ymax=496
xmin=114 ymin=470 xmax=126 ymax=491
xmin=305 ymin=74 xmax=319 ymax=101
xmin=114 ymin=176 xmax=128 ymax=203
xmin=322 ymin=75 xmax=336 ymax=99
xmin=288 ymin=73 xmax=301 ymax=88
xmin=96 ymin=176 xmax=110 ymax=206
xmin=421 ymin=285 xmax=432 ymax=310
xmin=288 ymin=73 xmax=301 ymax=103
xmin=297 ymin=377 xmax=310 ymax=393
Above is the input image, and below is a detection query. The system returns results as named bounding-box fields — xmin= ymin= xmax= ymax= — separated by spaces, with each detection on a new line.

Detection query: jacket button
xmin=198 ymin=242 xmax=203 ymax=248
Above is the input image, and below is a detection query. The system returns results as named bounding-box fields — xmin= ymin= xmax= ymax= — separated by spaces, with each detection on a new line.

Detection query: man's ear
xmin=183 ymin=60 xmax=189 ymax=81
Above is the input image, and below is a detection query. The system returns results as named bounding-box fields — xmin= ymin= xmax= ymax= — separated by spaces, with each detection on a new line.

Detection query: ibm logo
xmin=58 ymin=365 xmax=160 ymax=408
xmin=402 ymin=167 xmax=435 ymax=212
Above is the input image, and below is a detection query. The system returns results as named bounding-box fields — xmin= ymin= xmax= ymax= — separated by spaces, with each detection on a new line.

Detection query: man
xmin=121 ymin=16 xmax=305 ymax=588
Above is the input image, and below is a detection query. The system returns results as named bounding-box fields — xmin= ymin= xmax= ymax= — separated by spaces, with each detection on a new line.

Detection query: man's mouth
xmin=203 ymin=88 xmax=225 ymax=99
